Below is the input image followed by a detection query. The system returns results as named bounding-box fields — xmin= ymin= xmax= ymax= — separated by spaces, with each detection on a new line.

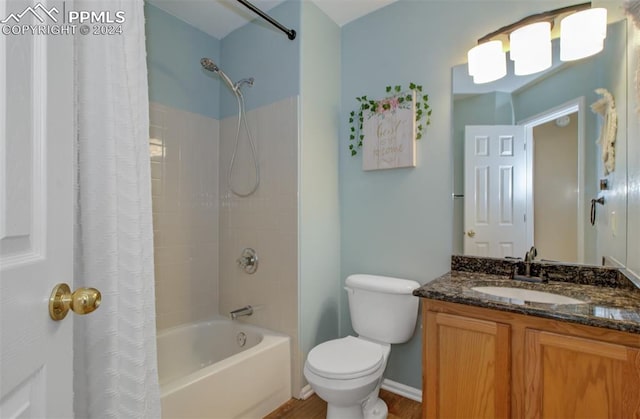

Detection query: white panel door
xmin=0 ymin=0 xmax=74 ymax=416
xmin=464 ymin=125 xmax=527 ymax=258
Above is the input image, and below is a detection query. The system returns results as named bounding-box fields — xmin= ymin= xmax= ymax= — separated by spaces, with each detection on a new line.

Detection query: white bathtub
xmin=157 ymin=317 xmax=291 ymax=418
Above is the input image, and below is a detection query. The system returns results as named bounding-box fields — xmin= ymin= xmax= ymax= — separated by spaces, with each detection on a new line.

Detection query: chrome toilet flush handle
xmin=236 ymin=248 xmax=258 ymax=274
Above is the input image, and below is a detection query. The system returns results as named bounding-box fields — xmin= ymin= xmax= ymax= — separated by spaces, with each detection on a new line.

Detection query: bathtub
xmin=157 ymin=317 xmax=291 ymax=418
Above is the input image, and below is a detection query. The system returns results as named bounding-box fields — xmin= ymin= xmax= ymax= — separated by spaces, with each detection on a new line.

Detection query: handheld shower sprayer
xmin=200 ymin=57 xmax=237 ymax=93
xmin=200 ymin=57 xmax=219 ymax=72
xmin=199 ymin=57 xmax=259 ymax=197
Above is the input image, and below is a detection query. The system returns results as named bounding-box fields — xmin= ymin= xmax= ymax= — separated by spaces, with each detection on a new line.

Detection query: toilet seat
xmin=306 ymin=336 xmax=384 ymax=380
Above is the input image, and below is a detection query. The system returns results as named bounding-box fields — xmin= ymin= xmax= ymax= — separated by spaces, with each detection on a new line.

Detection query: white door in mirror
xmin=464 ymin=125 xmax=527 ymax=258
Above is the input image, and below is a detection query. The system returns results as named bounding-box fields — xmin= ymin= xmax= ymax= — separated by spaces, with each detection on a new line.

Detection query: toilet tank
xmin=345 ymin=274 xmax=420 ymax=344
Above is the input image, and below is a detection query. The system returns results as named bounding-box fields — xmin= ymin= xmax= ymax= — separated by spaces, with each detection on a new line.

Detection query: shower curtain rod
xmin=236 ymin=0 xmax=296 ymax=40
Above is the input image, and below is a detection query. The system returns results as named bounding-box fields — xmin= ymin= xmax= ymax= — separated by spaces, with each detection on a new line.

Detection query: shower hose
xmin=228 ymin=90 xmax=259 ymax=197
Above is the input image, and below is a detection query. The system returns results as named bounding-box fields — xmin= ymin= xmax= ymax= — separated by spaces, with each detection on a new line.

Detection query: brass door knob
xmin=49 ymin=283 xmax=102 ymax=321
xmin=467 ymin=229 xmax=476 ymax=238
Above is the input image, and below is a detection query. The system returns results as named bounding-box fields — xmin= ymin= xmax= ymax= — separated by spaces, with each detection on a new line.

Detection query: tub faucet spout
xmin=230 ymin=305 xmax=253 ymax=320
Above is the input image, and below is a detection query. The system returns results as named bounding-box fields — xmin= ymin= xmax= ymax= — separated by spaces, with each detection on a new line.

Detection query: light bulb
xmin=510 ymin=22 xmax=552 ymax=75
xmin=561 ymin=8 xmax=607 ymax=61
xmin=468 ymin=40 xmax=506 ymax=84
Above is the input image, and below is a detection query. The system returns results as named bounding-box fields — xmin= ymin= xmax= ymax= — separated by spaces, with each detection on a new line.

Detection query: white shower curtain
xmin=73 ymin=0 xmax=161 ymax=417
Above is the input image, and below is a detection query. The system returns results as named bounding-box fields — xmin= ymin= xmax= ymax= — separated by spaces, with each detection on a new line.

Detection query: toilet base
xmin=325 ymin=397 xmax=388 ymax=419
xmin=326 ymin=403 xmax=364 ymax=419
xmin=364 ymin=398 xmax=388 ymax=419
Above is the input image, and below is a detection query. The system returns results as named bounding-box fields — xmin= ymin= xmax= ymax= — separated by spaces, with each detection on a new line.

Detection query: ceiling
xmin=146 ymin=0 xmax=398 ymax=39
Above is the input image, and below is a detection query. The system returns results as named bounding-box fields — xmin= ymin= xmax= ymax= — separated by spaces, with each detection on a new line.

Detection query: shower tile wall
xmin=218 ymin=96 xmax=300 ymax=393
xmin=150 ymin=102 xmax=220 ymax=330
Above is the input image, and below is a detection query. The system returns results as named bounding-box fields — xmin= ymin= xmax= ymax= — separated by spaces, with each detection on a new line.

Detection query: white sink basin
xmin=471 ymin=286 xmax=585 ymax=305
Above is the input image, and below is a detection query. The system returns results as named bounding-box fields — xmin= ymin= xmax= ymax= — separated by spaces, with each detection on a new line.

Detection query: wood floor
xmin=264 ymin=389 xmax=422 ymax=419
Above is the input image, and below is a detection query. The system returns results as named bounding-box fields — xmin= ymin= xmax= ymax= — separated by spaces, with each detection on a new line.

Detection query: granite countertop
xmin=413 ymin=257 xmax=640 ymax=334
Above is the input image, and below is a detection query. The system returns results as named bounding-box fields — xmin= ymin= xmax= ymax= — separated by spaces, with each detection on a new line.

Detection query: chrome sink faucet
xmin=513 ymin=246 xmax=547 ymax=283
xmin=524 ymin=246 xmax=537 ymax=277
xmin=230 ymin=305 xmax=253 ymax=320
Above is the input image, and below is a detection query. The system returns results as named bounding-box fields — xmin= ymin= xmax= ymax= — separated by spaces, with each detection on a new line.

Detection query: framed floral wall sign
xmin=348 ymin=83 xmax=431 ymax=171
xmin=362 ymin=91 xmax=416 ymax=170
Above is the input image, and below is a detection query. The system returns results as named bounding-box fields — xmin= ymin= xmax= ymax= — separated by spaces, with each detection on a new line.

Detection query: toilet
xmin=304 ymin=274 xmax=420 ymax=419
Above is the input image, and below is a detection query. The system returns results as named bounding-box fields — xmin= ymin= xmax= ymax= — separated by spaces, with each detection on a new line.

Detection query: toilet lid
xmin=306 ymin=336 xmax=384 ymax=380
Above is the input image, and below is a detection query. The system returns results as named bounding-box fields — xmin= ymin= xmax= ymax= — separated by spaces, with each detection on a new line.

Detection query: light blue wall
xmin=340 ymin=0 xmax=578 ymax=389
xmin=145 ymin=0 xmax=300 ymax=120
xmin=220 ymin=1 xmax=301 ymax=119
xmin=341 ymin=0 xmax=456 ymax=389
xmin=299 ymin=1 xmax=341 ymax=366
xmin=144 ymin=3 xmax=220 ymax=119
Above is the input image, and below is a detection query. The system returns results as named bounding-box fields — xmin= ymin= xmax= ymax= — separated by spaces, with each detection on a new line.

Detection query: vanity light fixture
xmin=510 ymin=21 xmax=552 ymax=75
xmin=467 ymin=2 xmax=606 ymax=84
xmin=468 ymin=40 xmax=506 ymax=84
xmin=560 ymin=8 xmax=608 ymax=61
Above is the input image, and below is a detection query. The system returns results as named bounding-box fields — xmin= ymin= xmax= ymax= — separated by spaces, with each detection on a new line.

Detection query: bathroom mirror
xmin=452 ymin=18 xmax=628 ymax=267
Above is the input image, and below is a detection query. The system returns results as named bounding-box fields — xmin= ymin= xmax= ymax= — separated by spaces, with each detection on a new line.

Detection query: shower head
xmin=200 ymin=57 xmax=219 ymax=73
xmin=201 ymin=57 xmax=236 ymax=93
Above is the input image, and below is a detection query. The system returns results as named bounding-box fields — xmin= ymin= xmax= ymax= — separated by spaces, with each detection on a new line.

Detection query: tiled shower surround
xmin=150 ymin=97 xmax=301 ymax=393
xmin=219 ymin=96 xmax=300 ymax=393
xmin=150 ymin=102 xmax=220 ymax=330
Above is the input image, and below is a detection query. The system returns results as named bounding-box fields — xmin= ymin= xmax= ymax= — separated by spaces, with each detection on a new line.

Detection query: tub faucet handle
xmin=236 ymin=248 xmax=258 ymax=274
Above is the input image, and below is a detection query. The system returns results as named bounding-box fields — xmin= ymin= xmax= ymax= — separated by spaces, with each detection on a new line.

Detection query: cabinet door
xmin=525 ymin=330 xmax=640 ymax=418
xmin=425 ymin=312 xmax=511 ymax=419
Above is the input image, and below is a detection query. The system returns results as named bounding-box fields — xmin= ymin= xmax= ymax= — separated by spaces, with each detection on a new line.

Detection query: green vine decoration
xmin=348 ymin=83 xmax=431 ymax=156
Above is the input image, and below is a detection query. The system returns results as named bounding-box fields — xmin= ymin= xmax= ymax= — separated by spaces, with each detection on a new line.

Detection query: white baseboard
xmin=298 ymin=384 xmax=315 ymax=400
xmin=298 ymin=379 xmax=421 ymax=403
xmin=381 ymin=379 xmax=422 ymax=403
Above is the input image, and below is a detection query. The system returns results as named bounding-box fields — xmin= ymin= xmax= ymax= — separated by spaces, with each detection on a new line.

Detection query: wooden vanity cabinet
xmin=424 ymin=311 xmax=511 ymax=418
xmin=422 ymin=299 xmax=640 ymax=419
xmin=525 ymin=330 xmax=640 ymax=418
